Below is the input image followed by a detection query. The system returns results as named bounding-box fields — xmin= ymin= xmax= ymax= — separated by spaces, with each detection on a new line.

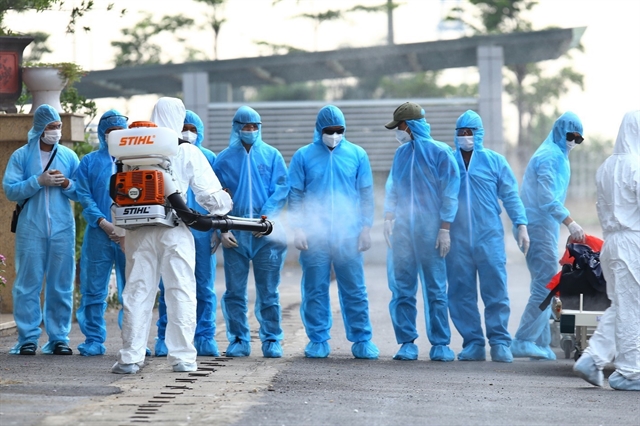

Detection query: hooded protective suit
xmin=289 ymin=105 xmax=378 ymax=359
xmin=3 ymin=104 xmax=79 ymax=354
xmin=578 ymin=110 xmax=640 ymax=389
xmin=384 ymin=107 xmax=460 ymax=361
xmin=512 ymin=112 xmax=583 ymax=360
xmin=116 ymin=98 xmax=232 ymax=371
xmin=213 ymin=106 xmax=289 ymax=357
xmin=445 ymin=110 xmax=527 ymax=362
xmin=75 ymin=110 xmax=128 ymax=356
xmin=155 ymin=110 xmax=221 ymax=357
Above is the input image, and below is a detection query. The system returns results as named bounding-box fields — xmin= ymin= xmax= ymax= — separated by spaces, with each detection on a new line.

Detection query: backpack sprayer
xmin=107 ymin=121 xmax=273 ymax=235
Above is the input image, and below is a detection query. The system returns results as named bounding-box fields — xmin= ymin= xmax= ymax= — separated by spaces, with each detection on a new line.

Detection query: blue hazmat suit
xmin=213 ymin=106 xmax=289 ymax=356
xmin=513 ymin=112 xmax=583 ymax=357
xmin=445 ymin=110 xmax=527 ymax=360
xmin=75 ymin=110 xmax=128 ymax=356
xmin=289 ymin=105 xmax=376 ymax=356
xmin=3 ymin=105 xmax=79 ymax=354
xmin=156 ymin=110 xmax=220 ymax=356
xmin=384 ymin=110 xmax=460 ymax=360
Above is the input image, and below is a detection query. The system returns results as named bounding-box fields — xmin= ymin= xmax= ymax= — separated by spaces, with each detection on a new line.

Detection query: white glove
xmin=435 ymin=228 xmax=451 ymax=258
xmin=221 ymin=231 xmax=239 ymax=249
xmin=99 ymin=219 xmax=120 ymax=242
xmin=211 ymin=231 xmax=221 ymax=254
xmin=383 ymin=219 xmax=394 ymax=248
xmin=294 ymin=228 xmax=308 ymax=251
xmin=37 ymin=170 xmax=65 ymax=187
xmin=517 ymin=224 xmax=530 ymax=256
xmin=358 ymin=228 xmax=372 ymax=252
xmin=119 ymin=236 xmax=126 ymax=253
xmin=567 ymin=221 xmax=585 ymax=243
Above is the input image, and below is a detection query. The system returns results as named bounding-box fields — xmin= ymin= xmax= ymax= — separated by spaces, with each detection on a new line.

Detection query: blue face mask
xmin=240 ymin=130 xmax=259 ymax=145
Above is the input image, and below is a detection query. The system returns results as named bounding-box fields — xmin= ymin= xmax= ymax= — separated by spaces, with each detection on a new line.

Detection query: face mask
xmin=456 ymin=136 xmax=475 ymax=152
xmin=240 ymin=130 xmax=259 ymax=145
xmin=181 ymin=131 xmax=197 ymax=144
xmin=42 ymin=129 xmax=61 ymax=145
xmin=566 ymin=139 xmax=576 ymax=152
xmin=322 ymin=133 xmax=342 ymax=148
xmin=395 ymin=129 xmax=412 ymax=144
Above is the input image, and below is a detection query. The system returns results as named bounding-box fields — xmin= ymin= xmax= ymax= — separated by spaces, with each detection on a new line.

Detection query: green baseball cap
xmin=385 ymin=102 xmax=424 ymax=129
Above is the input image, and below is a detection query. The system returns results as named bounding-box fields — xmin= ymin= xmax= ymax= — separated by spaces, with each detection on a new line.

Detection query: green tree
xmin=194 ymin=0 xmax=227 ymax=60
xmin=347 ymin=0 xmax=402 ymax=45
xmin=111 ymin=13 xmax=200 ymax=67
xmin=22 ymin=31 xmax=51 ymax=61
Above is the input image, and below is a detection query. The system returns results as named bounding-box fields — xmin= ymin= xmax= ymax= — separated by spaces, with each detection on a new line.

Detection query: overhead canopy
xmin=76 ymin=27 xmax=585 ymax=99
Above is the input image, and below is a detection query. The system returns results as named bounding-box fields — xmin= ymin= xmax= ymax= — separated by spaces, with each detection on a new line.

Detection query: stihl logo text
xmin=123 ymin=207 xmax=151 ymax=215
xmin=119 ymin=135 xmax=156 ymax=146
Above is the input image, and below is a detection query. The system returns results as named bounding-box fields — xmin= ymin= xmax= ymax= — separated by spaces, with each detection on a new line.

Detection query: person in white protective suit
xmin=112 ymin=98 xmax=233 ymax=374
xmin=573 ymin=110 xmax=640 ymax=391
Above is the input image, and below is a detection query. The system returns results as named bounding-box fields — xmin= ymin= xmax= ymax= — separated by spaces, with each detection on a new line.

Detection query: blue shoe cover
xmin=352 ymin=341 xmax=379 ymax=359
xmin=155 ymin=338 xmax=168 ymax=357
xmin=78 ymin=341 xmax=106 ymax=356
xmin=304 ymin=341 xmax=330 ymax=358
xmin=226 ymin=339 xmax=251 ymax=357
xmin=430 ymin=345 xmax=455 ymax=362
xmin=9 ymin=341 xmax=38 ymax=355
xmin=145 ymin=347 xmax=151 ymax=357
xmin=608 ymin=371 xmax=640 ymax=391
xmin=195 ymin=337 xmax=220 ymax=356
xmin=536 ymin=345 xmax=556 ymax=361
xmin=173 ymin=362 xmax=198 ymax=372
xmin=458 ymin=344 xmax=486 ymax=361
xmin=573 ymin=354 xmax=603 ymax=387
xmin=490 ymin=345 xmax=513 ymax=363
xmin=262 ymin=341 xmax=283 ymax=358
xmin=393 ymin=343 xmax=418 ymax=360
xmin=510 ymin=340 xmax=547 ymax=359
xmin=111 ymin=362 xmax=143 ymax=374
xmin=41 ymin=340 xmax=70 ymax=355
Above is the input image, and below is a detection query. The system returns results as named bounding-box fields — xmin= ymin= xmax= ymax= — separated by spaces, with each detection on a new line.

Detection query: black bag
xmin=9 ymin=148 xmax=58 ymax=233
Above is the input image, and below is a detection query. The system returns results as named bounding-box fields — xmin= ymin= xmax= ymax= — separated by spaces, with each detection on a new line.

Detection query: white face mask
xmin=42 ymin=129 xmax=61 ymax=145
xmin=395 ymin=129 xmax=412 ymax=144
xmin=566 ymin=139 xmax=576 ymax=152
xmin=322 ymin=133 xmax=342 ymax=148
xmin=456 ymin=136 xmax=475 ymax=152
xmin=181 ymin=131 xmax=197 ymax=144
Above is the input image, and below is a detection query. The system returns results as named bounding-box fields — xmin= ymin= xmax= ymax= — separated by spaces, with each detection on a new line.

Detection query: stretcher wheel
xmin=574 ymin=348 xmax=582 ymax=362
xmin=562 ymin=339 xmax=573 ymax=359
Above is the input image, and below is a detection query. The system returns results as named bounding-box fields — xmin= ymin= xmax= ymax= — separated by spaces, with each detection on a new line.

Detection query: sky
xmin=7 ymin=0 xmax=640 ymax=143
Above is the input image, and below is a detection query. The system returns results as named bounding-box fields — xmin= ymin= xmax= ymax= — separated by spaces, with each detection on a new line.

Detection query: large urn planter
xmin=22 ymin=66 xmax=68 ymax=113
xmin=0 ymin=36 xmax=34 ymax=113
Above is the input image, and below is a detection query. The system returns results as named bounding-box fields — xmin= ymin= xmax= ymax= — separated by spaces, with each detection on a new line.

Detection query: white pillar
xmin=477 ymin=45 xmax=504 ymax=154
xmin=182 ymin=72 xmax=209 ymax=144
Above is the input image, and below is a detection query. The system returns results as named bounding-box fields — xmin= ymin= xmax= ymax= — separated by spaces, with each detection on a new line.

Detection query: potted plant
xmin=21 ymin=62 xmax=86 ymax=113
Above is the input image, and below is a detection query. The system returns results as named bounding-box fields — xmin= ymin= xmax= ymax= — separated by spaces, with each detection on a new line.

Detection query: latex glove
xmin=99 ymin=219 xmax=120 ymax=242
xmin=119 ymin=236 xmax=126 ymax=253
xmin=294 ymin=228 xmax=308 ymax=251
xmin=358 ymin=227 xmax=372 ymax=252
xmin=383 ymin=219 xmax=394 ymax=248
xmin=221 ymin=231 xmax=238 ymax=249
xmin=211 ymin=231 xmax=221 ymax=254
xmin=37 ymin=170 xmax=65 ymax=187
xmin=567 ymin=221 xmax=585 ymax=243
xmin=517 ymin=224 xmax=530 ymax=256
xmin=435 ymin=228 xmax=451 ymax=258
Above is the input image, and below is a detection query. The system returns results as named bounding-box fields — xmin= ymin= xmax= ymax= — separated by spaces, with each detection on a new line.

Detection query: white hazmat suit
xmin=115 ymin=98 xmax=232 ymax=373
xmin=574 ymin=110 xmax=640 ymax=390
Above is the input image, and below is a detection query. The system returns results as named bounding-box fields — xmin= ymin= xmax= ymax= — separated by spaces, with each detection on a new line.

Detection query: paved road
xmin=1 ymin=225 xmax=637 ymax=425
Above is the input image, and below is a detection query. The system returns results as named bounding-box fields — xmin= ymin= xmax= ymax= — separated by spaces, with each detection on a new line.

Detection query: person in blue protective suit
xmin=383 ymin=101 xmax=460 ymax=361
xmin=445 ymin=110 xmax=530 ymax=363
xmin=213 ymin=106 xmax=289 ymax=358
xmin=511 ymin=111 xmax=586 ymax=360
xmin=75 ymin=110 xmax=128 ymax=356
xmin=289 ymin=105 xmax=379 ymax=360
xmin=154 ymin=110 xmax=221 ymax=357
xmin=2 ymin=104 xmax=79 ymax=356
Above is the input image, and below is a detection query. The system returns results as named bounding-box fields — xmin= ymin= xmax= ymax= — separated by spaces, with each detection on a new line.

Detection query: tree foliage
xmin=194 ymin=0 xmax=226 ymax=60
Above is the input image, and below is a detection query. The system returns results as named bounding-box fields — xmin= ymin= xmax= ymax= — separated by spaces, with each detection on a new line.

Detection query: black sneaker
xmin=19 ymin=342 xmax=37 ymax=355
xmin=52 ymin=341 xmax=73 ymax=355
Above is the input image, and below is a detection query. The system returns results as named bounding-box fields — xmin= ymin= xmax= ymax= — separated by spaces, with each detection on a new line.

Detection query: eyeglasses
xmin=99 ymin=115 xmax=129 ymax=127
xmin=323 ymin=128 xmax=345 ymax=135
xmin=566 ymin=132 xmax=584 ymax=144
xmin=456 ymin=128 xmax=475 ymax=136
